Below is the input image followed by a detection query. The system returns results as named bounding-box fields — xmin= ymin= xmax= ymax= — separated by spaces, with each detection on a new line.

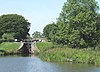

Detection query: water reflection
xmin=0 ymin=57 xmax=100 ymax=72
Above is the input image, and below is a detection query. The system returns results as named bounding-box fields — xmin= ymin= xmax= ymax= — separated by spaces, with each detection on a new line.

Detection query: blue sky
xmin=0 ymin=0 xmax=100 ymax=36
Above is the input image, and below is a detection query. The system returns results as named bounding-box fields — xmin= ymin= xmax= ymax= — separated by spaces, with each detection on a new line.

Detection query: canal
xmin=0 ymin=56 xmax=100 ymax=72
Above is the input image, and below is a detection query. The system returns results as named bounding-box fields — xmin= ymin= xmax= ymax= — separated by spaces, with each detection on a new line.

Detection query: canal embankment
xmin=36 ymin=42 xmax=100 ymax=66
xmin=0 ymin=42 xmax=20 ymax=55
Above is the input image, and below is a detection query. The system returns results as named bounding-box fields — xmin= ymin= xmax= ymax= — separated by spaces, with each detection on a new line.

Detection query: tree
xmin=32 ymin=31 xmax=43 ymax=38
xmin=0 ymin=14 xmax=30 ymax=40
xmin=43 ymin=22 xmax=57 ymax=41
xmin=53 ymin=0 xmax=100 ymax=48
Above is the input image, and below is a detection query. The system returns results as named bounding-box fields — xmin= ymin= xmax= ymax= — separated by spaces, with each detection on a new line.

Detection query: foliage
xmin=43 ymin=0 xmax=100 ymax=48
xmin=2 ymin=33 xmax=14 ymax=40
xmin=26 ymin=35 xmax=32 ymax=39
xmin=43 ymin=22 xmax=57 ymax=41
xmin=0 ymin=14 xmax=30 ymax=40
xmin=32 ymin=31 xmax=43 ymax=38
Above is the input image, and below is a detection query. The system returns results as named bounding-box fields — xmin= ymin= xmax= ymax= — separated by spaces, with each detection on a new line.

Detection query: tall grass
xmin=65 ymin=48 xmax=100 ymax=65
xmin=39 ymin=48 xmax=66 ymax=62
xmin=36 ymin=42 xmax=66 ymax=62
xmin=36 ymin=42 xmax=100 ymax=65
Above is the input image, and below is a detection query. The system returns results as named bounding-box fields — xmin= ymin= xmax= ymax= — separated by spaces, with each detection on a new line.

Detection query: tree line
xmin=43 ymin=0 xmax=100 ymax=49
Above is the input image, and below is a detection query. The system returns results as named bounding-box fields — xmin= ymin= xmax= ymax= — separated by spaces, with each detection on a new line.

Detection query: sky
xmin=0 ymin=0 xmax=100 ymax=36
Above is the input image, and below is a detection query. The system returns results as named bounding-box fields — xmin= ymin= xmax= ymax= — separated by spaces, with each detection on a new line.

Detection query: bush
xmin=2 ymin=33 xmax=14 ymax=41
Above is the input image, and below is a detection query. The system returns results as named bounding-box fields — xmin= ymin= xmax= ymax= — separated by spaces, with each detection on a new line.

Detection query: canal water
xmin=0 ymin=56 xmax=100 ymax=72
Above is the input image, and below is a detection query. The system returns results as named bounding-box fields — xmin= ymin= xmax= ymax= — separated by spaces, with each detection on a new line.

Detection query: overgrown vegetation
xmin=37 ymin=42 xmax=100 ymax=65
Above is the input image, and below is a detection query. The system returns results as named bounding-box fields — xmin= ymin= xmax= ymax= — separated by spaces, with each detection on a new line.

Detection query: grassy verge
xmin=36 ymin=42 xmax=66 ymax=62
xmin=36 ymin=42 xmax=54 ymax=51
xmin=36 ymin=42 xmax=100 ymax=65
xmin=0 ymin=42 xmax=20 ymax=54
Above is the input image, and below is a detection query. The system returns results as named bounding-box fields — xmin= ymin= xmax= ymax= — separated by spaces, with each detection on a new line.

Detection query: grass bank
xmin=0 ymin=42 xmax=20 ymax=55
xmin=36 ymin=42 xmax=100 ymax=65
